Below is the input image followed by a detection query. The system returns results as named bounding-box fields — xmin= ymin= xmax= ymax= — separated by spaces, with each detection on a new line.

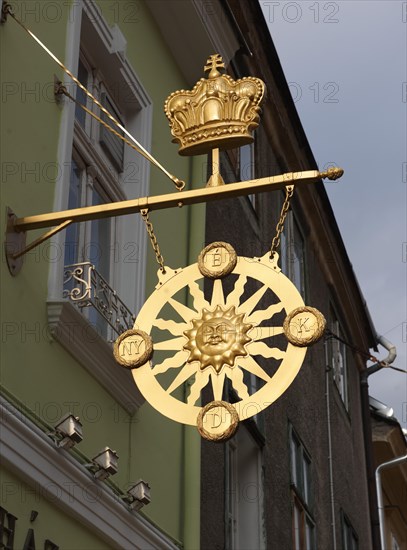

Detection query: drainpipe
xmin=360 ymin=334 xmax=397 ymax=550
xmin=375 ymin=454 xmax=407 ymax=549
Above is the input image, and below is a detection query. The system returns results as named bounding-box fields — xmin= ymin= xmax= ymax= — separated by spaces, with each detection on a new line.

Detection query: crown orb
xmin=164 ymin=54 xmax=266 ymax=156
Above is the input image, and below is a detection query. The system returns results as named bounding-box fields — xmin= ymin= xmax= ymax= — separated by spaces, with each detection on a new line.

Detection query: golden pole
xmin=11 ymin=169 xmax=342 ymax=233
xmin=206 ymin=148 xmax=225 ymax=187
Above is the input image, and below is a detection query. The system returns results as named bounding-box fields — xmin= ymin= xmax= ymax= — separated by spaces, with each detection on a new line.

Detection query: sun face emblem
xmin=183 ymin=305 xmax=252 ymax=373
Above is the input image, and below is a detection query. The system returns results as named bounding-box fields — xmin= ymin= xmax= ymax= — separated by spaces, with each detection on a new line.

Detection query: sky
xmin=260 ymin=0 xmax=407 ymax=427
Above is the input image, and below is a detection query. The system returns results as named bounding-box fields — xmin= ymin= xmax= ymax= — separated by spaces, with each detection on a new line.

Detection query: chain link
xmin=270 ymin=185 xmax=295 ymax=258
xmin=140 ymin=209 xmax=166 ymax=273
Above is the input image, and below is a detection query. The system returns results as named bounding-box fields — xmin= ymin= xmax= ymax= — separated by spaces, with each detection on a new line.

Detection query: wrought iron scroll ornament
xmin=63 ymin=262 xmax=135 ymax=335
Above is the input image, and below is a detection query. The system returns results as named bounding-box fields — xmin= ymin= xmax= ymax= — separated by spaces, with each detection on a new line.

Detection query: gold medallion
xmin=113 ymin=329 xmax=153 ymax=369
xmin=283 ymin=306 xmax=326 ymax=347
xmin=197 ymin=401 xmax=239 ymax=442
xmin=197 ymin=241 xmax=237 ymax=279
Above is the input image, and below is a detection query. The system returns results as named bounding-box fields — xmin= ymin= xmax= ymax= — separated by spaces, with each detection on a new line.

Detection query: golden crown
xmin=164 ymin=54 xmax=266 ymax=156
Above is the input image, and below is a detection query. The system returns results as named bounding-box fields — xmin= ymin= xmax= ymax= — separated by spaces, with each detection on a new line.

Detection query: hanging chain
xmin=270 ymin=185 xmax=295 ymax=259
xmin=140 ymin=209 xmax=166 ymax=274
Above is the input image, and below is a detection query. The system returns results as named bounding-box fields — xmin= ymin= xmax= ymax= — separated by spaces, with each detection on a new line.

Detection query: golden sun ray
xmin=225 ymin=274 xmax=247 ymax=308
xmin=246 ymin=302 xmax=284 ymax=325
xmin=166 ymin=362 xmax=198 ymax=395
xmin=237 ymin=355 xmax=271 ymax=382
xmin=210 ymin=371 xmax=226 ymax=401
xmin=153 ymin=349 xmax=189 ymax=375
xmin=250 ymin=326 xmax=284 ymax=341
xmin=247 ymin=341 xmax=285 ymax=360
xmin=188 ymin=281 xmax=209 ymax=312
xmin=238 ymin=285 xmax=268 ymax=316
xmin=153 ymin=318 xmax=188 ymax=336
xmin=210 ymin=279 xmax=225 ymax=307
xmin=154 ymin=336 xmax=187 ymax=351
xmin=187 ymin=369 xmax=210 ymax=405
xmin=226 ymin=368 xmax=250 ymax=400
xmin=168 ymin=298 xmax=198 ymax=322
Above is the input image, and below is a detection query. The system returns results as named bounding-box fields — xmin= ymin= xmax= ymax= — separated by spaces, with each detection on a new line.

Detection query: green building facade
xmin=0 ymin=0 xmax=216 ymax=547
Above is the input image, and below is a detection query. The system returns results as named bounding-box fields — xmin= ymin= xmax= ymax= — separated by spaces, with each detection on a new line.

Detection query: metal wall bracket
xmin=5 ymin=208 xmax=26 ymax=276
xmin=5 ymin=207 xmax=73 ymax=276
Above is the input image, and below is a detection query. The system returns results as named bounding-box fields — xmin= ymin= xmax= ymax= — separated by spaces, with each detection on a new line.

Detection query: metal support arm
xmin=4 ymin=167 xmax=343 ymax=275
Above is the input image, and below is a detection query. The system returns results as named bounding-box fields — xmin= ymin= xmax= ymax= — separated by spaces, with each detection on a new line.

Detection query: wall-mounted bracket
xmin=5 ymin=208 xmax=26 ymax=275
xmin=5 ymin=208 xmax=72 ymax=276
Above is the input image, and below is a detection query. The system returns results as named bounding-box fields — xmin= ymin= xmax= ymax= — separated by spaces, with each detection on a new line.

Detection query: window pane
xmin=296 ymin=443 xmax=303 ymax=496
xmin=88 ymin=185 xmax=111 ymax=337
xmin=99 ymin=93 xmax=125 ymax=172
xmin=239 ymin=144 xmax=255 ymax=207
xmin=290 ymin=434 xmax=298 ymax=486
xmin=305 ymin=518 xmax=315 ymax=550
xmin=75 ymin=58 xmax=88 ymax=128
xmin=90 ymin=186 xmax=111 ymax=279
xmin=293 ymin=503 xmax=301 ymax=550
xmin=292 ymin=216 xmax=305 ymax=296
xmin=64 ymin=160 xmax=82 ymax=266
xmin=226 ymin=443 xmax=237 ymax=550
xmin=302 ymin=455 xmax=311 ymax=505
xmin=281 ymin=210 xmax=305 ymax=297
xmin=330 ymin=315 xmax=348 ymax=406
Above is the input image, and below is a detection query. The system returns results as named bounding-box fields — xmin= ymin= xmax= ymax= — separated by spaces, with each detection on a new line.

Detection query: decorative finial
xmin=204 ymin=54 xmax=225 ymax=79
xmin=319 ymin=167 xmax=344 ymax=180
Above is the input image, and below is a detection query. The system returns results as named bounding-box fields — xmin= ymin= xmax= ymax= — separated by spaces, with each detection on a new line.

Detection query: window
xmin=239 ymin=143 xmax=255 ymax=207
xmin=329 ymin=308 xmax=349 ymax=408
xmin=64 ymin=50 xmax=125 ymax=339
xmin=48 ymin=0 xmax=152 ymax=411
xmin=341 ymin=512 xmax=359 ymax=550
xmin=280 ymin=207 xmax=306 ymax=298
xmin=225 ymin=427 xmax=265 ymax=550
xmin=227 ymin=438 xmax=239 ymax=549
xmin=239 ymin=144 xmax=254 ymax=181
xmin=57 ymin=2 xmax=151 ymax=341
xmin=289 ymin=425 xmax=316 ymax=550
xmin=293 ymin=496 xmax=316 ymax=550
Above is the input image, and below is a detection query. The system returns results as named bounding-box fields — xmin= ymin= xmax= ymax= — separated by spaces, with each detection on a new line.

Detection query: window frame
xmin=341 ymin=510 xmax=359 ymax=550
xmin=280 ymin=202 xmax=307 ymax=299
xmin=289 ymin=424 xmax=316 ymax=550
xmin=292 ymin=493 xmax=316 ymax=550
xmin=67 ymin=51 xmax=128 ymax=340
xmin=217 ymin=147 xmax=259 ymax=237
xmin=47 ymin=0 xmax=152 ymax=412
xmin=289 ymin=425 xmax=313 ymax=509
xmin=225 ymin=426 xmax=266 ymax=550
xmin=329 ymin=305 xmax=350 ymax=410
xmin=238 ymin=142 xmax=256 ymax=209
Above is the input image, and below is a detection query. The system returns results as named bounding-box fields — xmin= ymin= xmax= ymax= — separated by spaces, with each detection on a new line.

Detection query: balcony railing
xmin=63 ymin=262 xmax=135 ymax=335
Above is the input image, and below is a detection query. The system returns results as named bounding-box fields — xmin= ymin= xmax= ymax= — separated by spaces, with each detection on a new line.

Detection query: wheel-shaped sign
xmin=114 ymin=243 xmax=325 ymax=441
